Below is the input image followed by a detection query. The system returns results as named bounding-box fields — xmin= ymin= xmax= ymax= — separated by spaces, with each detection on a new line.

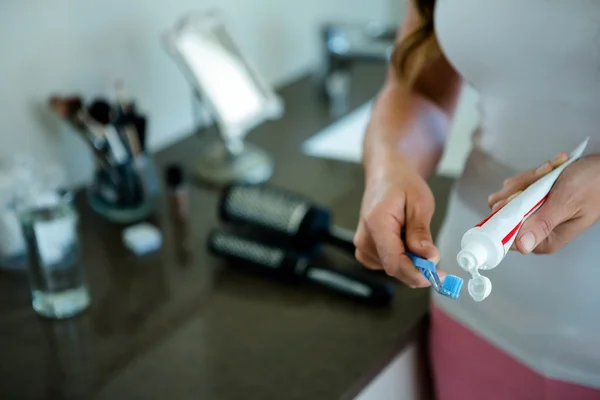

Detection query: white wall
xmin=0 ymin=0 xmax=389 ymax=185
xmin=387 ymin=0 xmax=406 ymax=24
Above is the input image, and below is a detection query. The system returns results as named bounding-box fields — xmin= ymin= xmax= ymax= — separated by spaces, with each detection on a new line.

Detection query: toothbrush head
xmin=441 ymin=275 xmax=463 ymax=300
xmin=406 ymin=251 xmax=463 ymax=300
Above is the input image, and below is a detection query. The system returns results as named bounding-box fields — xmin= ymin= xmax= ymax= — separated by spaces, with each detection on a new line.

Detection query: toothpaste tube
xmin=456 ymin=138 xmax=589 ymax=302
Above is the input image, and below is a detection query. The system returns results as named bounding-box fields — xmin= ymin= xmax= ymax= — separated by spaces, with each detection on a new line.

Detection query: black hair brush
xmin=208 ymin=230 xmax=393 ymax=306
xmin=219 ymin=184 xmax=356 ymax=254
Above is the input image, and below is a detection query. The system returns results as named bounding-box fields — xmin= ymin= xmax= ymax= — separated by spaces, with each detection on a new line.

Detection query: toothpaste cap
xmin=468 ymin=275 xmax=492 ymax=302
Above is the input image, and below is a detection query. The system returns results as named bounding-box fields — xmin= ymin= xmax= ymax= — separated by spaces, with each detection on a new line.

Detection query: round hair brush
xmin=219 ymin=184 xmax=356 ymax=254
xmin=208 ymin=230 xmax=393 ymax=306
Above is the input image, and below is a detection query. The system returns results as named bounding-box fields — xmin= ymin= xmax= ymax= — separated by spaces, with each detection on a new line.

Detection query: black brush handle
xmin=208 ymin=230 xmax=393 ymax=306
xmin=301 ymin=263 xmax=393 ymax=306
xmin=135 ymin=116 xmax=147 ymax=152
xmin=323 ymin=225 xmax=356 ymax=254
xmin=207 ymin=230 xmax=297 ymax=280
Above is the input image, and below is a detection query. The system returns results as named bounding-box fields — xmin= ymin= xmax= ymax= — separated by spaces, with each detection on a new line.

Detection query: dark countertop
xmin=0 ymin=64 xmax=453 ymax=400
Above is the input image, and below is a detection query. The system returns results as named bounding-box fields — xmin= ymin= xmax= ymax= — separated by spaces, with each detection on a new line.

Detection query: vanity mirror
xmin=164 ymin=10 xmax=284 ymax=185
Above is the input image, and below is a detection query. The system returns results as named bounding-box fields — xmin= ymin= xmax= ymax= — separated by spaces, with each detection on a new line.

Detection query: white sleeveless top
xmin=433 ymin=0 xmax=600 ymax=388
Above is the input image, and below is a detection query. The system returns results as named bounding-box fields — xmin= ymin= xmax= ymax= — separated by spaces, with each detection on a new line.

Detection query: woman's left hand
xmin=487 ymin=152 xmax=600 ymax=255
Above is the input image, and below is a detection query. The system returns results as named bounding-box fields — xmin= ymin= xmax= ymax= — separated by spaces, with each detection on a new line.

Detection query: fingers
xmin=403 ymin=195 xmax=443 ymax=286
xmin=354 ymin=181 xmax=440 ymax=288
xmin=530 ymin=220 xmax=580 ymax=254
xmin=487 ymin=152 xmax=568 ymax=209
xmin=492 ymin=151 xmax=570 ymax=253
xmin=515 ymin=193 xmax=573 ymax=254
xmin=354 ymin=198 xmax=432 ymax=288
xmin=368 ymin=215 xmax=430 ymax=288
xmin=405 ymin=197 xmax=440 ymax=264
xmin=353 ymin=226 xmax=380 ymax=269
xmin=491 ymin=190 xmax=522 ymax=213
xmin=355 ymin=248 xmax=381 ymax=270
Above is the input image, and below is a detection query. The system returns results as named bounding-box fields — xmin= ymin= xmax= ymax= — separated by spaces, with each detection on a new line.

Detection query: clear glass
xmin=20 ymin=193 xmax=90 ymax=319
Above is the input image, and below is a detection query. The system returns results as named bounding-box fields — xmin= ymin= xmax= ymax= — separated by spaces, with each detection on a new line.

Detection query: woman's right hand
xmin=353 ymin=159 xmax=443 ymax=288
xmin=351 ymin=0 xmax=462 ymax=288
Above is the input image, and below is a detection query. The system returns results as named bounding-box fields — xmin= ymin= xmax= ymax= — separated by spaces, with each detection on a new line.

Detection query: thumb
xmin=515 ymin=197 xmax=568 ymax=254
xmin=405 ymin=201 xmax=439 ymax=264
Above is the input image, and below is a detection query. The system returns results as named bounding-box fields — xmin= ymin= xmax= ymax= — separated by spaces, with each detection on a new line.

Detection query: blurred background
xmin=1 ymin=0 xmax=420 ymax=186
xmin=0 ymin=1 xmax=479 ymax=399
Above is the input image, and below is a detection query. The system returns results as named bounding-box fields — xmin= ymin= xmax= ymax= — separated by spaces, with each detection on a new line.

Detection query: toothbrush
xmin=406 ymin=251 xmax=463 ymax=299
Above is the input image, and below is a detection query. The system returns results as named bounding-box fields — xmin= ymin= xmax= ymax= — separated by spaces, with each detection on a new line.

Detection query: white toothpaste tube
xmin=456 ymin=138 xmax=589 ymax=302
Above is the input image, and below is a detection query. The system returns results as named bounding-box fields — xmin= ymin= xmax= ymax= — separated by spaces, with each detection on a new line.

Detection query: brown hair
xmin=392 ymin=0 xmax=439 ymax=83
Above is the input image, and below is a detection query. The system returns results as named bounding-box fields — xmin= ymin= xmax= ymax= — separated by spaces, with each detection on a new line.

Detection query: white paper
xmin=302 ymin=86 xmax=481 ymax=178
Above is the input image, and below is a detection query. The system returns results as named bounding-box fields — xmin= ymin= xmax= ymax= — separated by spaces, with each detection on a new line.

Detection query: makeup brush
xmin=115 ymin=79 xmax=135 ymax=116
xmin=49 ymin=96 xmax=107 ymax=148
xmin=115 ymin=113 xmax=142 ymax=158
xmin=49 ymin=95 xmax=96 ymax=139
xmin=134 ymin=116 xmax=147 ymax=153
xmin=49 ymin=96 xmax=83 ymax=121
xmin=88 ymin=100 xmax=113 ymax=125
xmin=113 ymin=82 xmax=145 ymax=158
xmin=48 ymin=96 xmax=111 ymax=169
xmin=88 ymin=98 xmax=140 ymax=206
xmin=88 ymin=99 xmax=129 ymax=165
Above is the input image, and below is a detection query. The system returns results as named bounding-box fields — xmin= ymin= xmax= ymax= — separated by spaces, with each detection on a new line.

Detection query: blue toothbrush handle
xmin=406 ymin=251 xmax=463 ymax=299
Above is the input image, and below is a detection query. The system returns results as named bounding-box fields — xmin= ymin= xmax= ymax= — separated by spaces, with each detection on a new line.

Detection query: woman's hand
xmin=352 ymin=0 xmax=462 ymax=288
xmin=487 ymin=152 xmax=600 ymax=254
xmin=353 ymin=159 xmax=442 ymax=288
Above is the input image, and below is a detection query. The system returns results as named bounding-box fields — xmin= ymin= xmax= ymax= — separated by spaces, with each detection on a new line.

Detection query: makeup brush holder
xmin=87 ymin=154 xmax=159 ymax=223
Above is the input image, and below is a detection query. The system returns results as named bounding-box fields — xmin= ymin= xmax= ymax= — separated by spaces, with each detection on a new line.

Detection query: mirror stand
xmin=194 ymin=135 xmax=274 ymax=186
xmin=191 ymin=89 xmax=213 ymax=132
xmin=190 ymin=90 xmax=274 ymax=186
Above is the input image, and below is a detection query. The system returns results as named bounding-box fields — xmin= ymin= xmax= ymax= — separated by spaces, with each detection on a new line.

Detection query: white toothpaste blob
xmin=457 ymin=138 xmax=589 ymax=301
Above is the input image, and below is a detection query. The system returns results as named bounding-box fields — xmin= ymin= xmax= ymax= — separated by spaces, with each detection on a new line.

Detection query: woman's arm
xmin=363 ymin=1 xmax=463 ymax=180
xmin=354 ymin=2 xmax=464 ymax=286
